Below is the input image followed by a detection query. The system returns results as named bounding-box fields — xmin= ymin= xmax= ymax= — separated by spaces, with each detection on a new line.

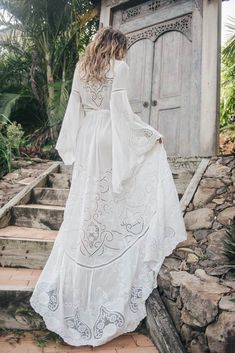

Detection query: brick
xmin=43 ymin=342 xmax=92 ymax=352
xmin=0 ymin=268 xmax=15 ymax=279
xmin=116 ymin=348 xmax=159 ymax=353
xmin=0 ymin=278 xmax=29 ymax=286
xmin=0 ymin=341 xmax=16 ymax=353
xmin=93 ymin=335 xmax=136 ymax=351
xmin=0 ymin=340 xmax=43 ymax=353
xmin=131 ymin=334 xmax=154 ymax=347
xmin=66 ymin=349 xmax=92 ymax=353
xmin=27 ymin=280 xmax=38 ymax=287
xmin=10 ymin=270 xmax=33 ymax=281
xmin=87 ymin=350 xmax=117 ymax=353
xmin=30 ymin=270 xmax=41 ymax=278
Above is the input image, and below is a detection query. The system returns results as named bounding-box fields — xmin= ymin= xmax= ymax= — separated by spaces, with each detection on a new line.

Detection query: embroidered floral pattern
xmin=62 ymin=165 xmax=157 ymax=268
xmin=129 ymin=287 xmax=143 ymax=313
xmin=47 ymin=288 xmax=59 ymax=311
xmin=65 ymin=308 xmax=92 ymax=340
xmin=82 ymin=78 xmax=113 ymax=107
xmin=93 ymin=306 xmax=125 ymax=339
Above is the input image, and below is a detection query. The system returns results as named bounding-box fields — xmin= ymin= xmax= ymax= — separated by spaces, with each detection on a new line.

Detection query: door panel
xmin=126 ymin=39 xmax=153 ymax=123
xmin=150 ymin=31 xmax=192 ymax=156
xmin=159 ymin=32 xmax=182 ymax=98
xmin=158 ymin=108 xmax=180 ymax=156
xmin=111 ymin=0 xmax=199 ymax=156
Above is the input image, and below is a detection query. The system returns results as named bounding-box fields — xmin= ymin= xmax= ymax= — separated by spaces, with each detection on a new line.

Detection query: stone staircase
xmin=0 ymin=158 xmax=202 ymax=351
xmin=0 ymin=164 xmax=73 ymax=330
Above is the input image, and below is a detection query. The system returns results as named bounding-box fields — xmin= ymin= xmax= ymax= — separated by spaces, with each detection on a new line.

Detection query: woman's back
xmin=78 ymin=59 xmax=123 ymax=112
xmin=30 ymin=27 xmax=187 ymax=348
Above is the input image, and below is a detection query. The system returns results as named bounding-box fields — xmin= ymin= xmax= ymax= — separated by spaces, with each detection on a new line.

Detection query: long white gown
xmin=30 ymin=58 xmax=187 ymax=347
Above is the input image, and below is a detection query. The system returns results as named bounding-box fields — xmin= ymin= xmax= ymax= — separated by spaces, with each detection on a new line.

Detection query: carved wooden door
xmin=112 ymin=0 xmax=202 ymax=156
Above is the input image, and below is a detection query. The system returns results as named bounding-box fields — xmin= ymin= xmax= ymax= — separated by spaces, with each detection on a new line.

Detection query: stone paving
xmin=0 ymin=331 xmax=159 ymax=353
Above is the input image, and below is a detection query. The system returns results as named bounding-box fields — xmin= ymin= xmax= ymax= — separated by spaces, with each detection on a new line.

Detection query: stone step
xmin=173 ymin=172 xmax=193 ymax=199
xmin=59 ymin=163 xmax=73 ymax=175
xmin=47 ymin=172 xmax=71 ymax=189
xmin=11 ymin=204 xmax=64 ymax=230
xmin=0 ymin=226 xmax=56 ymax=269
xmin=32 ymin=187 xmax=69 ymax=206
xmin=0 ymin=267 xmax=43 ymax=329
xmin=0 ymin=268 xmax=153 ymax=345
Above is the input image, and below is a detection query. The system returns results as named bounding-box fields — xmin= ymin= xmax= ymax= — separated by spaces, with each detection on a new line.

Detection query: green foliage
xmin=223 ymin=222 xmax=235 ymax=265
xmin=34 ymin=331 xmax=63 ymax=348
xmin=7 ymin=121 xmax=25 ymax=156
xmin=0 ymin=114 xmax=25 ymax=175
xmin=0 ymin=93 xmax=21 ymax=119
xmin=221 ymin=16 xmax=235 ymax=129
xmin=0 ymin=0 xmax=98 ymax=131
xmin=0 ymin=132 xmax=8 ymax=176
xmin=0 ymin=327 xmax=25 ymax=337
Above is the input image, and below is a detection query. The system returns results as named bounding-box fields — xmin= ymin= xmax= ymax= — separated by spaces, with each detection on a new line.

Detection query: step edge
xmin=12 ymin=204 xmax=65 ymax=210
xmin=0 ymin=236 xmax=55 ymax=243
xmin=0 ymin=285 xmax=34 ymax=292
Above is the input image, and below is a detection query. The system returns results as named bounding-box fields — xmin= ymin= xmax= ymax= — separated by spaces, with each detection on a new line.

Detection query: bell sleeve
xmin=110 ymin=61 xmax=163 ymax=194
xmin=55 ymin=63 xmax=84 ymax=165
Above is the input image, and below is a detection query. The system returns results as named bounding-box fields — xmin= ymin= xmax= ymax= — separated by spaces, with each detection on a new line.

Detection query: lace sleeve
xmin=110 ymin=61 xmax=163 ymax=194
xmin=55 ymin=64 xmax=84 ymax=165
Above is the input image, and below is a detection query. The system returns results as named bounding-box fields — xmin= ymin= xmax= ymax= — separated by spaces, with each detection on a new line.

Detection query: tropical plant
xmin=0 ymin=0 xmax=98 ymax=133
xmin=0 ymin=114 xmax=25 ymax=174
xmin=221 ymin=16 xmax=235 ymax=130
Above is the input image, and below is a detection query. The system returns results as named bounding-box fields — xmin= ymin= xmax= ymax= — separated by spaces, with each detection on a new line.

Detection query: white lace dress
xmin=29 ymin=59 xmax=187 ymax=347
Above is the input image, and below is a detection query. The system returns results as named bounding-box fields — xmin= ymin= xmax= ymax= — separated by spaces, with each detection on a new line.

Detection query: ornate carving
xmin=121 ymin=0 xmax=177 ymax=24
xmin=122 ymin=6 xmax=141 ymax=23
xmin=148 ymin=0 xmax=176 ymax=12
xmin=195 ymin=0 xmax=203 ymax=16
xmin=126 ymin=13 xmax=193 ymax=48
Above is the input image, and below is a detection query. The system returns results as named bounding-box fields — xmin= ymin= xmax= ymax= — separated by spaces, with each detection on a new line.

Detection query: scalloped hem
xmin=30 ymin=297 xmax=148 ymax=347
xmin=29 ymin=231 xmax=184 ymax=348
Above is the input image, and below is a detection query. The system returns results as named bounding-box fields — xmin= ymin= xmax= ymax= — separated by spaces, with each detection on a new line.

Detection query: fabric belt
xmin=84 ymin=108 xmax=110 ymax=117
xmin=84 ymin=108 xmax=110 ymax=113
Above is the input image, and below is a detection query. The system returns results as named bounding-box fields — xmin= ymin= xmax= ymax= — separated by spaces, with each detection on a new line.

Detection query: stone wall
xmin=158 ymin=155 xmax=235 ymax=353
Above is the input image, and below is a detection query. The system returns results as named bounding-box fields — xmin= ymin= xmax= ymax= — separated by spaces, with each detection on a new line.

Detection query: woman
xmin=30 ymin=26 xmax=187 ymax=347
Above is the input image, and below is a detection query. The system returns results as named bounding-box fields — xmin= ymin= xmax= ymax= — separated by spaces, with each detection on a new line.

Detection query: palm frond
xmin=0 ymin=93 xmax=21 ymax=119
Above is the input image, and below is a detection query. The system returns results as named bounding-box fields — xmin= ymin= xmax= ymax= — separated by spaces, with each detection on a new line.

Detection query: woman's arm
xmin=110 ymin=61 xmax=163 ymax=193
xmin=55 ymin=64 xmax=84 ymax=165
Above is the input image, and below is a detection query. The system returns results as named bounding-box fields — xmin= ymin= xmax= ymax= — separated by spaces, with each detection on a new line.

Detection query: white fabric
xmin=30 ymin=59 xmax=187 ymax=347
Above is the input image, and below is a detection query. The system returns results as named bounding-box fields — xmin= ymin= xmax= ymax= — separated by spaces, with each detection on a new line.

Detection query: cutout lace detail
xmin=65 ymin=308 xmax=92 ymax=340
xmin=82 ymin=78 xmax=114 ymax=107
xmin=129 ymin=287 xmax=143 ymax=313
xmin=93 ymin=306 xmax=125 ymax=339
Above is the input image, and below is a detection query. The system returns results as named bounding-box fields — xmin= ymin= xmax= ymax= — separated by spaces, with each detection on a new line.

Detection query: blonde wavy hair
xmin=78 ymin=26 xmax=128 ymax=84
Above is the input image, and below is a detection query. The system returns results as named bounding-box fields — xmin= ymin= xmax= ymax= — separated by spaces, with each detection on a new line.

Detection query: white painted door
xmin=150 ymin=31 xmax=192 ymax=156
xmin=126 ymin=39 xmax=153 ymax=124
xmin=111 ymin=0 xmax=202 ymax=156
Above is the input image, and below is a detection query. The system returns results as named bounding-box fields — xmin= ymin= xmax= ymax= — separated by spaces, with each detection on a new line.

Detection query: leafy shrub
xmin=0 ymin=115 xmax=25 ymax=176
xmin=6 ymin=121 xmax=25 ymax=157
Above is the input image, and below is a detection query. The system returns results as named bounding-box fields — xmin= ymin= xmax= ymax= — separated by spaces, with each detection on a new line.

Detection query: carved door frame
xmin=99 ymin=0 xmax=221 ymax=157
